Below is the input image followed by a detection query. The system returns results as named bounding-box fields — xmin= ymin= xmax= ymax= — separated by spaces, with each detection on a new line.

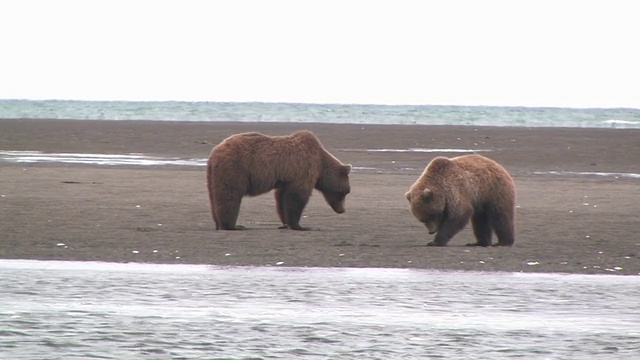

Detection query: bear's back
xmin=211 ymin=131 xmax=326 ymax=184
xmin=451 ymin=154 xmax=513 ymax=183
xmin=216 ymin=130 xmax=321 ymax=154
xmin=418 ymin=154 xmax=514 ymax=197
xmin=451 ymin=154 xmax=515 ymax=202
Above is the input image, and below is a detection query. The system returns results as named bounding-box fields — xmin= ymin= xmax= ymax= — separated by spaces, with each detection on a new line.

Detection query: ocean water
xmin=1 ymin=99 xmax=640 ymax=128
xmin=1 ymin=260 xmax=639 ymax=359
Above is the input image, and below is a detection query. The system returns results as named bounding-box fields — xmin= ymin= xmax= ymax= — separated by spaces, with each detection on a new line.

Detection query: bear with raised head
xmin=405 ymin=154 xmax=516 ymax=246
xmin=206 ymin=130 xmax=351 ymax=230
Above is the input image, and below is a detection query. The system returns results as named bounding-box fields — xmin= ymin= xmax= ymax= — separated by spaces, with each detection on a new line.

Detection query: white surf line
xmin=0 ymin=151 xmax=206 ymax=167
xmin=603 ymin=119 xmax=640 ymax=127
xmin=533 ymin=171 xmax=640 ymax=179
xmin=341 ymin=148 xmax=491 ymax=153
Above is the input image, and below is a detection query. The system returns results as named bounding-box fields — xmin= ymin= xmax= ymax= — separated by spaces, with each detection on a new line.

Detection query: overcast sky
xmin=1 ymin=0 xmax=638 ymax=108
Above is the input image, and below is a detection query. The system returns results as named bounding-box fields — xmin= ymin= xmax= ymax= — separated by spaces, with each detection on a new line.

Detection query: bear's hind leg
xmin=274 ymin=188 xmax=286 ymax=227
xmin=215 ymin=194 xmax=245 ymax=230
xmin=470 ymin=211 xmax=492 ymax=247
xmin=279 ymin=187 xmax=311 ymax=230
xmin=491 ymin=211 xmax=515 ymax=246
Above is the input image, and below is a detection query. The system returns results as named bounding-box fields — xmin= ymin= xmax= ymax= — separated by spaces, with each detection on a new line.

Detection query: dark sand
xmin=1 ymin=119 xmax=639 ymax=275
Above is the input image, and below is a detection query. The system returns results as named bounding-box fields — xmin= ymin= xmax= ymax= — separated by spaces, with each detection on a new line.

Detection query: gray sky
xmin=1 ymin=0 xmax=638 ymax=108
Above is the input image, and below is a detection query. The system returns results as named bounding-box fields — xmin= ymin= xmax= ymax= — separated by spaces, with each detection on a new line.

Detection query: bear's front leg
xmin=280 ymin=187 xmax=311 ymax=230
xmin=278 ymin=224 xmax=309 ymax=231
xmin=426 ymin=239 xmax=449 ymax=246
xmin=470 ymin=211 xmax=492 ymax=246
xmin=426 ymin=224 xmax=453 ymax=246
xmin=427 ymin=216 xmax=468 ymax=246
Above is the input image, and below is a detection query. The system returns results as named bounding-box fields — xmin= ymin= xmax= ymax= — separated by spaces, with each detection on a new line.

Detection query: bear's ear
xmin=421 ymin=188 xmax=433 ymax=201
xmin=340 ymin=164 xmax=352 ymax=176
xmin=405 ymin=191 xmax=412 ymax=201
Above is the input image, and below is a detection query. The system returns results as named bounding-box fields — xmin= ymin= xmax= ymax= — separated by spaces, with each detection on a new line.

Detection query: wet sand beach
xmin=1 ymin=119 xmax=639 ymax=275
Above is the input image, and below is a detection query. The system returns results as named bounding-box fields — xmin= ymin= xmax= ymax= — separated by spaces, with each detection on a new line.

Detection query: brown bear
xmin=206 ymin=130 xmax=351 ymax=230
xmin=405 ymin=154 xmax=516 ymax=246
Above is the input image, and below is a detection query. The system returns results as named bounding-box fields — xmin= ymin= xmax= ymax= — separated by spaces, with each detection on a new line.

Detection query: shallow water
xmin=1 ymin=260 xmax=638 ymax=359
xmin=3 ymin=150 xmax=640 ymax=180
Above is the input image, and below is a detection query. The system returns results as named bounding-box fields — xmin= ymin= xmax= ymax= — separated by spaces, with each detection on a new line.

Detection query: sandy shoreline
xmin=1 ymin=119 xmax=639 ymax=275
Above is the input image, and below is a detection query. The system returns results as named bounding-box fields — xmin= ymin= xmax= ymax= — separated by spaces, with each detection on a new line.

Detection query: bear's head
xmin=405 ymin=188 xmax=446 ymax=234
xmin=318 ymin=164 xmax=352 ymax=214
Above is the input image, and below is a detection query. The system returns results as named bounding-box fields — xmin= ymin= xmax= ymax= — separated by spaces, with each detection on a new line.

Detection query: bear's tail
xmin=206 ymin=156 xmax=217 ymax=229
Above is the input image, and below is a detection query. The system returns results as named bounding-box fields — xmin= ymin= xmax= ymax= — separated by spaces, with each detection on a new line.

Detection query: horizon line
xmin=1 ymin=98 xmax=639 ymax=111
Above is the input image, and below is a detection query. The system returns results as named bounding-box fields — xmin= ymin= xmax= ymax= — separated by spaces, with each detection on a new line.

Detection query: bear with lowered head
xmin=206 ymin=130 xmax=351 ymax=230
xmin=405 ymin=154 xmax=516 ymax=246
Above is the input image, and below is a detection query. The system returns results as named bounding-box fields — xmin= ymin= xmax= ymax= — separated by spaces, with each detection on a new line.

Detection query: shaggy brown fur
xmin=405 ymin=154 xmax=516 ymax=246
xmin=206 ymin=130 xmax=351 ymax=230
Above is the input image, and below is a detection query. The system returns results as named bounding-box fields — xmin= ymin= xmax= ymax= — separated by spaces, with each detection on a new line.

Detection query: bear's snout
xmin=325 ymin=194 xmax=347 ymax=214
xmin=333 ymin=205 xmax=345 ymax=214
xmin=424 ymin=222 xmax=439 ymax=234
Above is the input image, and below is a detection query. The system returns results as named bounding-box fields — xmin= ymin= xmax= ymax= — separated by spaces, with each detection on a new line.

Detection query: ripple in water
xmin=1 ymin=260 xmax=639 ymax=359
